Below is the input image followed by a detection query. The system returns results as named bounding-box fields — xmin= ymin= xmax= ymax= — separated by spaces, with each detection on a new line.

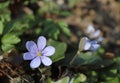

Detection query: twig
xmin=0 ymin=69 xmax=14 ymax=80
xmin=0 ymin=61 xmax=30 ymax=83
xmin=4 ymin=63 xmax=30 ymax=83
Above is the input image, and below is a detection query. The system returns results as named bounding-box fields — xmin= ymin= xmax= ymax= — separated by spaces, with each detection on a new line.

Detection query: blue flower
xmin=83 ymin=37 xmax=100 ymax=51
xmin=23 ymin=36 xmax=55 ymax=68
xmin=86 ymin=25 xmax=104 ymax=42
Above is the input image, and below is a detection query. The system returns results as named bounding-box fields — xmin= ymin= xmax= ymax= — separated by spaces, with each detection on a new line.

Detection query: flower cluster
xmin=80 ymin=24 xmax=105 ymax=51
xmin=23 ymin=36 xmax=55 ymax=68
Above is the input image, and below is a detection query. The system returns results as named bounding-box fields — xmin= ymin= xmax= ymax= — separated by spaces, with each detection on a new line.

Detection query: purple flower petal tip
xmin=23 ymin=52 xmax=35 ymax=60
xmin=42 ymin=46 xmax=55 ymax=56
xmin=26 ymin=41 xmax=38 ymax=53
xmin=41 ymin=56 xmax=52 ymax=66
xmin=86 ymin=25 xmax=95 ymax=34
xmin=37 ymin=36 xmax=46 ymax=51
xmin=30 ymin=57 xmax=41 ymax=68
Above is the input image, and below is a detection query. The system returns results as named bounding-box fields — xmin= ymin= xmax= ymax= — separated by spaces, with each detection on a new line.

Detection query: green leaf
xmin=45 ymin=78 xmax=53 ymax=83
xmin=3 ymin=20 xmax=15 ymax=34
xmin=57 ymin=21 xmax=71 ymax=37
xmin=0 ymin=1 xmax=10 ymax=9
xmin=58 ymin=11 xmax=71 ymax=16
xmin=101 ymin=77 xmax=119 ymax=83
xmin=0 ymin=13 xmax=10 ymax=22
xmin=104 ymin=69 xmax=117 ymax=81
xmin=53 ymin=10 xmax=71 ymax=17
xmin=99 ymin=66 xmax=118 ymax=82
xmin=1 ymin=44 xmax=14 ymax=52
xmin=73 ymin=73 xmax=87 ymax=83
xmin=54 ymin=76 xmax=70 ymax=83
xmin=43 ymin=19 xmax=60 ymax=40
xmin=47 ymin=39 xmax=67 ymax=62
xmin=72 ymin=52 xmax=101 ymax=66
xmin=71 ymin=52 xmax=114 ymax=68
xmin=3 ymin=15 xmax=35 ymax=35
xmin=2 ymin=34 xmax=20 ymax=44
xmin=1 ymin=34 xmax=20 ymax=52
xmin=68 ymin=0 xmax=81 ymax=8
xmin=45 ymin=76 xmax=72 ymax=83
xmin=0 ymin=21 xmax=4 ymax=35
xmin=114 ymin=57 xmax=120 ymax=71
xmin=98 ymin=47 xmax=105 ymax=54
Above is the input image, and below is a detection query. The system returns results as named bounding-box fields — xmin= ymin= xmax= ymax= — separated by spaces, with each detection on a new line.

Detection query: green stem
xmin=70 ymin=50 xmax=81 ymax=65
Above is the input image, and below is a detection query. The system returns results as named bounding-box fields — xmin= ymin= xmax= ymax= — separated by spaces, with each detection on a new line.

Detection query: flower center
xmin=37 ymin=51 xmax=42 ymax=57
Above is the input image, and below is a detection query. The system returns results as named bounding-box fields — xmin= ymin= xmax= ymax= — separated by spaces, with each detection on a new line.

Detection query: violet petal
xmin=26 ymin=41 xmax=38 ymax=53
xmin=23 ymin=52 xmax=36 ymax=60
xmin=30 ymin=57 xmax=41 ymax=68
xmin=84 ymin=41 xmax=91 ymax=50
xmin=86 ymin=25 xmax=95 ymax=34
xmin=97 ymin=36 xmax=104 ymax=42
xmin=37 ymin=36 xmax=46 ymax=51
xmin=83 ymin=37 xmax=91 ymax=50
xmin=90 ymin=43 xmax=100 ymax=51
xmin=90 ymin=40 xmax=97 ymax=44
xmin=93 ymin=30 xmax=100 ymax=38
xmin=41 ymin=56 xmax=52 ymax=66
xmin=42 ymin=46 xmax=55 ymax=56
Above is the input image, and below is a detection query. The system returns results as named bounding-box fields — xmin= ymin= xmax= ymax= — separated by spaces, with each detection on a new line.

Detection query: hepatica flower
xmin=86 ymin=25 xmax=104 ymax=42
xmin=83 ymin=37 xmax=100 ymax=51
xmin=86 ymin=25 xmax=100 ymax=38
xmin=23 ymin=36 xmax=55 ymax=68
xmin=86 ymin=25 xmax=100 ymax=37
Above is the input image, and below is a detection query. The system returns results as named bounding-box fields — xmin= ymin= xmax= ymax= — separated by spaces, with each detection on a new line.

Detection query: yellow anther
xmin=37 ymin=51 xmax=42 ymax=57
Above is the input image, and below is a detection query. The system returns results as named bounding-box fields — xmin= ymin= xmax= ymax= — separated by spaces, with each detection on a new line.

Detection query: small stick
xmin=5 ymin=63 xmax=30 ymax=83
xmin=0 ymin=69 xmax=14 ymax=80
